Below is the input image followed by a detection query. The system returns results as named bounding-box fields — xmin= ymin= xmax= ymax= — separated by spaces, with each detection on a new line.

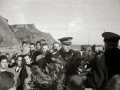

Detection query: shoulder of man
xmin=96 ymin=52 xmax=104 ymax=60
xmin=70 ymin=49 xmax=81 ymax=58
xmin=57 ymin=48 xmax=65 ymax=55
xmin=94 ymin=53 xmax=106 ymax=67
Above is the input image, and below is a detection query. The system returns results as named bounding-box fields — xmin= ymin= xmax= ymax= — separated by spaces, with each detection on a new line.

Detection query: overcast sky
xmin=0 ymin=0 xmax=120 ymax=45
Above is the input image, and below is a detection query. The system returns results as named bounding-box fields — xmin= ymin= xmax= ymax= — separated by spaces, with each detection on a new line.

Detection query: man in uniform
xmin=85 ymin=32 xmax=120 ymax=90
xmin=53 ymin=37 xmax=81 ymax=75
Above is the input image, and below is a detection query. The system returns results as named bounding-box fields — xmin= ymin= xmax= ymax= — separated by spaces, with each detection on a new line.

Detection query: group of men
xmin=0 ymin=32 xmax=120 ymax=90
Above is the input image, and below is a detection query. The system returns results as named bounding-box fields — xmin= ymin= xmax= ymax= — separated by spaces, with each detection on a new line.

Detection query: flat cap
xmin=102 ymin=32 xmax=120 ymax=43
xmin=58 ymin=37 xmax=73 ymax=45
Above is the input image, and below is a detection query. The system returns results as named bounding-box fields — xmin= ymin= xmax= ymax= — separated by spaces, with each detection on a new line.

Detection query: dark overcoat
xmin=85 ymin=48 xmax=120 ymax=90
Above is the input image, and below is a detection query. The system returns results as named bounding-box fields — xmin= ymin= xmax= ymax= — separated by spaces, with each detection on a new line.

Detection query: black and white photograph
xmin=0 ymin=0 xmax=120 ymax=90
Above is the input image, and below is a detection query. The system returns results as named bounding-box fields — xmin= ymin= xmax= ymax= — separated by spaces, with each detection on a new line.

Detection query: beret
xmin=58 ymin=37 xmax=73 ymax=45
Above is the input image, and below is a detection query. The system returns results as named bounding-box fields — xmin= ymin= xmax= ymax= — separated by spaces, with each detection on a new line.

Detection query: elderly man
xmin=85 ymin=32 xmax=120 ymax=90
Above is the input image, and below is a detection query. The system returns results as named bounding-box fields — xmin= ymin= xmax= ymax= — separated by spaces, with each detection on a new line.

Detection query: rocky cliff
xmin=0 ymin=15 xmax=19 ymax=46
xmin=10 ymin=24 xmax=56 ymax=45
xmin=0 ymin=15 xmax=56 ymax=46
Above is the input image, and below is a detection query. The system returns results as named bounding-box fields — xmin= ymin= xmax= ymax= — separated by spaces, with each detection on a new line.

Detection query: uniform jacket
xmin=54 ymin=49 xmax=81 ymax=75
xmin=85 ymin=48 xmax=120 ymax=90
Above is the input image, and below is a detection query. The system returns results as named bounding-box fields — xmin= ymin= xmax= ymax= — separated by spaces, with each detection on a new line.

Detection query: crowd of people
xmin=0 ymin=32 xmax=120 ymax=90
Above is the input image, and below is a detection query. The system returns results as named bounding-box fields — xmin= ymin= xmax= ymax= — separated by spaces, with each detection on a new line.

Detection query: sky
xmin=0 ymin=0 xmax=120 ymax=45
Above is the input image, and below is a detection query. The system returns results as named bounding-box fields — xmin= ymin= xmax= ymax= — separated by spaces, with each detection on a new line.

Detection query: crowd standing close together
xmin=0 ymin=32 xmax=120 ymax=90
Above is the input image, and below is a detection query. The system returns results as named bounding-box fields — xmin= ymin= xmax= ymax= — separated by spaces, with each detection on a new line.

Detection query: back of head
xmin=108 ymin=74 xmax=120 ymax=90
xmin=0 ymin=71 xmax=15 ymax=90
xmin=67 ymin=74 xmax=85 ymax=90
xmin=102 ymin=32 xmax=120 ymax=49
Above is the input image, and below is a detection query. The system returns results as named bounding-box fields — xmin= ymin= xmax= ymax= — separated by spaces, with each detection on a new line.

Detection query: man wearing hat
xmin=85 ymin=32 xmax=120 ymax=90
xmin=57 ymin=37 xmax=81 ymax=75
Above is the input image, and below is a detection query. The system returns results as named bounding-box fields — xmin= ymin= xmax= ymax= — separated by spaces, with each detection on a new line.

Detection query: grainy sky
xmin=0 ymin=0 xmax=120 ymax=45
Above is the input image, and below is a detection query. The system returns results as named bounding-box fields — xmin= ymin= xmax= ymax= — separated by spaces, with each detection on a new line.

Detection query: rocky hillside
xmin=0 ymin=15 xmax=19 ymax=46
xmin=10 ymin=24 xmax=56 ymax=45
xmin=0 ymin=15 xmax=56 ymax=46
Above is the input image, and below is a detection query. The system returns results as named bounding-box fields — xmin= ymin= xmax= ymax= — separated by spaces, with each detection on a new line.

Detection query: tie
xmin=17 ymin=68 xmax=19 ymax=73
xmin=16 ymin=67 xmax=20 ymax=73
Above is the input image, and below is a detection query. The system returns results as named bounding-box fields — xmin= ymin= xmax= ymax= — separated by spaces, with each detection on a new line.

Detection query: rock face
xmin=0 ymin=15 xmax=19 ymax=46
xmin=10 ymin=24 xmax=56 ymax=45
xmin=0 ymin=15 xmax=56 ymax=46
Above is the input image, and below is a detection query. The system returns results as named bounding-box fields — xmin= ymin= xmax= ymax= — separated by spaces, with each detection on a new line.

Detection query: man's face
xmin=42 ymin=45 xmax=49 ymax=54
xmin=31 ymin=65 xmax=41 ymax=76
xmin=30 ymin=45 xmax=35 ymax=51
xmin=62 ymin=44 xmax=71 ymax=52
xmin=0 ymin=59 xmax=8 ymax=69
xmin=17 ymin=57 xmax=23 ymax=67
xmin=53 ymin=43 xmax=60 ymax=51
xmin=24 ymin=56 xmax=31 ymax=64
xmin=22 ymin=43 xmax=27 ymax=47
xmin=36 ymin=43 xmax=41 ymax=50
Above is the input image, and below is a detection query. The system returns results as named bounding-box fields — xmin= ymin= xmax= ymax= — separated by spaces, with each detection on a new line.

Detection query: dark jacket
xmin=32 ymin=49 xmax=42 ymax=61
xmin=45 ymin=49 xmax=81 ymax=74
xmin=17 ymin=65 xmax=29 ymax=90
xmin=56 ymin=49 xmax=81 ymax=75
xmin=85 ymin=48 xmax=120 ymax=90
